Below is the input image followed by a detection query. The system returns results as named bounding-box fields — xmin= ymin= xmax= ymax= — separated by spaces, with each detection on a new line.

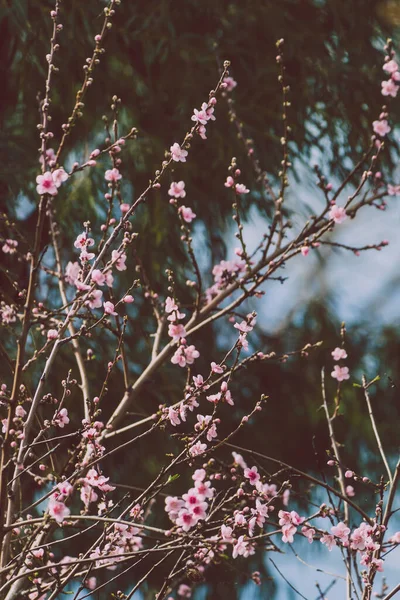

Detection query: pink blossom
xmin=371 ymin=557 xmax=384 ymax=572
xmin=2 ymin=239 xmax=18 ymax=254
xmin=179 ymin=206 xmax=196 ymax=223
xmin=206 ymin=423 xmax=218 ymax=441
xmin=47 ymin=329 xmax=58 ymax=340
xmin=80 ymin=484 xmax=98 ymax=508
xmin=48 ymin=496 xmax=70 ymax=523
xmin=123 ymin=295 xmax=134 ymax=303
xmin=232 ymin=535 xmax=249 ymax=558
xmin=57 ymin=481 xmax=73 ymax=497
xmin=390 ymin=531 xmax=400 ymax=544
xmin=176 ymin=509 xmax=197 ymax=531
xmin=53 ymin=407 xmax=70 ymax=428
xmin=331 ymin=347 xmax=347 ymax=361
xmin=232 ymin=451 xmax=247 ymax=469
xmin=383 ymin=59 xmax=399 ymax=73
xmin=168 ymin=181 xmax=186 ymax=198
xmin=120 ymin=202 xmax=130 ymax=213
xmin=345 ymin=470 xmax=354 ymax=478
xmin=235 ymin=183 xmax=250 ymax=194
xmin=1 ymin=304 xmax=16 ymax=324
xmin=104 ymin=301 xmax=117 ymax=316
xmin=36 ymin=172 xmax=58 ymax=196
xmin=381 ymin=79 xmax=399 ymax=97
xmin=191 ymin=108 xmax=208 ymax=125
xmin=244 ymin=466 xmax=260 ymax=485
xmin=86 ymin=289 xmax=103 ymax=309
xmin=111 ymin=249 xmax=127 ymax=271
xmin=329 ymin=204 xmax=347 ymax=224
xmin=320 ymin=533 xmax=336 ymax=551
xmin=331 ymin=521 xmax=350 ymax=542
xmin=301 ymin=526 xmax=315 ymax=543
xmin=211 ymin=361 xmax=224 ymax=374
xmin=168 ymin=407 xmax=180 ymax=426
xmin=65 ymin=261 xmax=80 ymax=285
xmin=52 ymin=167 xmax=68 ymax=187
xmin=192 ymin=468 xmax=206 ymax=482
xmin=223 ymin=76 xmax=237 ymax=91
xmin=346 ymin=485 xmax=355 ymax=497
xmin=91 ymin=269 xmax=106 ymax=286
xmin=170 ymin=143 xmax=188 ymax=163
xmin=168 ymin=323 xmax=186 ymax=341
xmin=373 ymin=119 xmax=391 ymax=137
xmin=234 ymin=320 xmax=254 ymax=334
xmin=281 ymin=523 xmax=297 ymax=543
xmin=15 ymin=405 xmax=26 ymax=418
xmin=74 ymin=232 xmax=94 ymax=249
xmin=221 ymin=524 xmax=234 ymax=542
xmin=39 ymin=147 xmax=55 ymax=166
xmin=301 ymin=246 xmax=309 ymax=257
xmin=165 ymin=296 xmax=178 ymax=313
xmin=388 ymin=184 xmax=400 ymax=196
xmin=189 ymin=441 xmax=207 ymax=457
xmin=224 ymin=176 xmax=235 ymax=188
xmin=195 ymin=479 xmax=214 ymax=498
xmin=331 ymin=365 xmax=350 ymax=381
xmin=30 ymin=548 xmax=44 ymax=559
xmin=105 ymin=168 xmax=122 ymax=182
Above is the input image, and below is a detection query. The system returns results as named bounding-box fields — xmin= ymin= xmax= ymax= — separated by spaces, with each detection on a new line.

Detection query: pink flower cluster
xmin=191 ymin=98 xmax=217 ymax=140
xmin=331 ymin=346 xmax=350 ymax=381
xmin=2 ymin=239 xmax=18 ymax=254
xmin=279 ymin=510 xmax=305 ymax=544
xmin=381 ymin=57 xmax=399 ymax=98
xmin=206 ymin=257 xmax=247 ymax=301
xmin=36 ymin=168 xmax=68 ymax=196
xmin=165 ymin=468 xmax=214 ymax=532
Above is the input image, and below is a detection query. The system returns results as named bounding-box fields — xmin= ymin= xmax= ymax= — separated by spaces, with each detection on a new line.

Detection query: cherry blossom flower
xmin=331 ymin=521 xmax=350 ymax=543
xmin=383 ymin=59 xmax=399 ymax=73
xmin=168 ymin=181 xmax=186 ymax=198
xmin=232 ymin=535 xmax=249 ymax=558
xmin=235 ymin=183 xmax=250 ymax=194
xmin=193 ymin=468 xmax=206 ymax=481
xmin=105 ymin=168 xmax=122 ymax=182
xmin=381 ymin=79 xmax=399 ymax=97
xmin=168 ymin=407 xmax=180 ymax=426
xmin=387 ymin=184 xmax=400 ymax=196
xmin=224 ymin=176 xmax=235 ymax=188
xmin=329 ymin=204 xmax=347 ymax=224
xmin=47 ymin=329 xmax=58 ymax=340
xmin=281 ymin=523 xmax=297 ymax=543
xmin=111 ymin=249 xmax=127 ymax=271
xmin=232 ymin=451 xmax=247 ymax=469
xmin=346 ymin=485 xmax=355 ymax=497
xmin=179 ymin=206 xmax=196 ymax=223
xmin=331 ymin=347 xmax=347 ymax=361
xmin=320 ymin=533 xmax=337 ymax=551
xmin=244 ymin=466 xmax=260 ymax=485
xmin=36 ymin=172 xmax=58 ymax=196
xmin=2 ymin=239 xmax=18 ymax=254
xmin=223 ymin=76 xmax=237 ymax=91
xmin=15 ymin=405 xmax=26 ymax=418
xmin=1 ymin=304 xmax=16 ymax=324
xmin=39 ymin=147 xmax=56 ymax=166
xmin=165 ymin=496 xmax=185 ymax=520
xmin=52 ymin=167 xmax=68 ymax=187
xmin=373 ymin=119 xmax=391 ymax=137
xmin=65 ymin=261 xmax=80 ymax=285
xmin=104 ymin=301 xmax=117 ymax=316
xmin=48 ymin=496 xmax=71 ymax=523
xmin=168 ymin=323 xmax=187 ymax=341
xmin=80 ymin=484 xmax=98 ymax=508
xmin=176 ymin=509 xmax=197 ymax=531
xmin=74 ymin=232 xmax=94 ymax=250
xmin=221 ymin=524 xmax=234 ymax=543
xmin=53 ymin=408 xmax=70 ymax=428
xmin=301 ymin=246 xmax=309 ymax=257
xmin=189 ymin=441 xmax=207 ymax=457
xmin=210 ymin=361 xmax=224 ymax=374
xmin=170 ymin=143 xmax=188 ymax=162
xmin=123 ymin=295 xmax=134 ymax=303
xmin=92 ymin=269 xmax=106 ymax=286
xmin=331 ymin=365 xmax=350 ymax=381
xmin=301 ymin=526 xmax=315 ymax=543
xmin=86 ymin=289 xmax=103 ymax=309
xmin=191 ymin=108 xmax=208 ymax=125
